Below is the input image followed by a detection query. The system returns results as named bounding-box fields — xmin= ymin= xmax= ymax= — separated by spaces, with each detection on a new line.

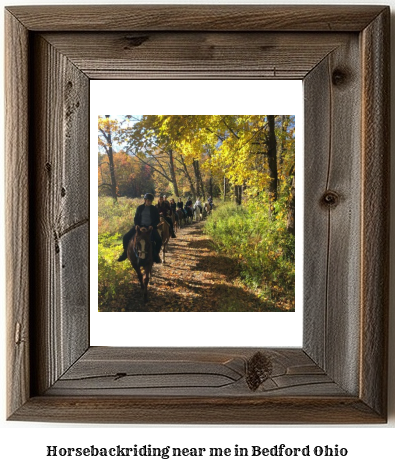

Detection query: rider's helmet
xmin=144 ymin=193 xmax=154 ymax=201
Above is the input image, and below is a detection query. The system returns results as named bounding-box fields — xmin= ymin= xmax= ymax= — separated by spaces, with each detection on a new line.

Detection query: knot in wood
xmin=321 ymin=190 xmax=340 ymax=208
xmin=332 ymin=68 xmax=348 ymax=87
xmin=246 ymin=351 xmax=273 ymax=391
xmin=123 ymin=35 xmax=150 ymax=49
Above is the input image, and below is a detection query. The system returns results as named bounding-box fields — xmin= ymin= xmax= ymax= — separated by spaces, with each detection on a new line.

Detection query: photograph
xmin=98 ymin=114 xmax=296 ymax=313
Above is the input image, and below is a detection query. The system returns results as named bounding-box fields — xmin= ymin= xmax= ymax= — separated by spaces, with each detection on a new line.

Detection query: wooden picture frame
xmin=5 ymin=5 xmax=389 ymax=424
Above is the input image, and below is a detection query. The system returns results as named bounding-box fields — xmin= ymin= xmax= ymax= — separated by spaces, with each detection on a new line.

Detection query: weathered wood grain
xmin=303 ymin=56 xmax=332 ymax=369
xmin=304 ymin=35 xmax=362 ymax=395
xmin=9 ymin=395 xmax=384 ymax=424
xmin=42 ymin=32 xmax=350 ymax=80
xmin=5 ymin=5 xmax=386 ymax=32
xmin=5 ymin=5 xmax=389 ymax=424
xmin=360 ymin=9 xmax=390 ymax=418
xmin=5 ymin=10 xmax=30 ymax=418
xmin=29 ymin=34 xmax=90 ymax=395
xmin=46 ymin=347 xmax=345 ymax=397
xmin=325 ymin=38 xmax=362 ymax=394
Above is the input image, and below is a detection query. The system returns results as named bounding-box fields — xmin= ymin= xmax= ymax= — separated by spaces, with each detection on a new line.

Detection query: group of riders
xmin=117 ymin=193 xmax=214 ymax=264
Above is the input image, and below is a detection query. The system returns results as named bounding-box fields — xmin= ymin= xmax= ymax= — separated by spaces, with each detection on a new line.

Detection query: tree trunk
xmin=223 ymin=176 xmax=228 ymax=201
xmin=287 ymin=175 xmax=295 ymax=236
xmin=180 ymin=155 xmax=197 ymax=199
xmin=267 ymin=115 xmax=277 ymax=217
xmin=104 ymin=115 xmax=118 ymax=202
xmin=168 ymin=149 xmax=179 ymax=197
xmin=199 ymin=166 xmax=206 ymax=201
xmin=267 ymin=115 xmax=278 ymax=202
xmin=193 ymin=159 xmax=205 ymax=199
xmin=235 ymin=185 xmax=242 ymax=205
xmin=106 ymin=145 xmax=118 ymax=202
xmin=279 ymin=115 xmax=287 ymax=166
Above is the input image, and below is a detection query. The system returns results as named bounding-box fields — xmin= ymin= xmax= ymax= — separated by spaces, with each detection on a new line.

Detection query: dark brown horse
xmin=176 ymin=208 xmax=185 ymax=228
xmin=185 ymin=206 xmax=193 ymax=224
xmin=127 ymin=226 xmax=153 ymax=302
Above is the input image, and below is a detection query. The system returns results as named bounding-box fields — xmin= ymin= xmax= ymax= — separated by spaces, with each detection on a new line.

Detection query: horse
xmin=127 ymin=226 xmax=153 ymax=303
xmin=204 ymin=201 xmax=212 ymax=217
xmin=157 ymin=216 xmax=170 ymax=263
xmin=176 ymin=208 xmax=185 ymax=228
xmin=173 ymin=210 xmax=179 ymax=233
xmin=185 ymin=206 xmax=193 ymax=224
xmin=170 ymin=209 xmax=178 ymax=233
xmin=193 ymin=203 xmax=203 ymax=222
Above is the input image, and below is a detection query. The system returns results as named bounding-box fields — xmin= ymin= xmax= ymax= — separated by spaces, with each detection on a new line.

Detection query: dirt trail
xmin=125 ymin=219 xmax=270 ymax=312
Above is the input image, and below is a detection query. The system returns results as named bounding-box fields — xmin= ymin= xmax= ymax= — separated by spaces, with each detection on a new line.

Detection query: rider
xmin=185 ymin=196 xmax=193 ymax=216
xmin=117 ymin=193 xmax=162 ymax=263
xmin=169 ymin=198 xmax=177 ymax=214
xmin=207 ymin=195 xmax=213 ymax=210
xmin=194 ymin=196 xmax=203 ymax=211
xmin=157 ymin=195 xmax=176 ymax=238
xmin=177 ymin=197 xmax=184 ymax=210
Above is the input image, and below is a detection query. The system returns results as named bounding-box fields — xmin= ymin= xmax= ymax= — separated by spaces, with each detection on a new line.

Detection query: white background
xmin=1 ymin=0 xmax=394 ymax=469
xmin=91 ymin=80 xmax=304 ymax=347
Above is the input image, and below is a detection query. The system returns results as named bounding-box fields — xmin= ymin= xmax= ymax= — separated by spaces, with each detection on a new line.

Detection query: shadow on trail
xmin=115 ymin=266 xmax=274 ymax=313
xmin=100 ymin=220 xmax=279 ymax=312
xmin=186 ymin=238 xmax=241 ymax=279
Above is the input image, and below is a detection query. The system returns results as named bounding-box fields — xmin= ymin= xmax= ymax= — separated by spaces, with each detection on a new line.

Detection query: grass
xmin=98 ymin=197 xmax=141 ymax=311
xmin=97 ymin=196 xmax=295 ymax=312
xmin=203 ymin=199 xmax=295 ymax=310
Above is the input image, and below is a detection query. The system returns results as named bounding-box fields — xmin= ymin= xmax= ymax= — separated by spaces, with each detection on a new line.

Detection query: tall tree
xmin=122 ymin=115 xmax=181 ymax=196
xmin=111 ymin=115 xmax=294 ymax=211
xmin=176 ymin=153 xmax=197 ymax=199
xmin=98 ymin=115 xmax=118 ymax=202
xmin=168 ymin=149 xmax=179 ymax=197
xmin=287 ymin=173 xmax=295 ymax=235
xmin=193 ymin=159 xmax=205 ymax=199
xmin=267 ymin=115 xmax=278 ymax=204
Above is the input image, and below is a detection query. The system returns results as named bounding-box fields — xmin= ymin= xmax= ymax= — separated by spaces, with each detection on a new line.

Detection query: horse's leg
xmin=132 ymin=262 xmax=144 ymax=290
xmin=143 ymin=267 xmax=150 ymax=302
xmin=162 ymin=240 xmax=166 ymax=263
xmin=137 ymin=267 xmax=144 ymax=290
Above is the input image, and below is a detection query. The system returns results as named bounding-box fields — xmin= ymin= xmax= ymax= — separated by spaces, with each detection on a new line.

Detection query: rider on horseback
xmin=177 ymin=197 xmax=184 ymax=210
xmin=157 ymin=195 xmax=176 ymax=238
xmin=184 ymin=196 xmax=193 ymax=217
xmin=194 ymin=196 xmax=203 ymax=212
xmin=169 ymin=198 xmax=177 ymax=214
xmin=185 ymin=196 xmax=193 ymax=217
xmin=117 ymin=193 xmax=162 ymax=263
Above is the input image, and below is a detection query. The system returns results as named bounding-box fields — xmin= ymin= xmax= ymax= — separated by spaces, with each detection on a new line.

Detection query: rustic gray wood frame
xmin=5 ymin=5 xmax=389 ymax=424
